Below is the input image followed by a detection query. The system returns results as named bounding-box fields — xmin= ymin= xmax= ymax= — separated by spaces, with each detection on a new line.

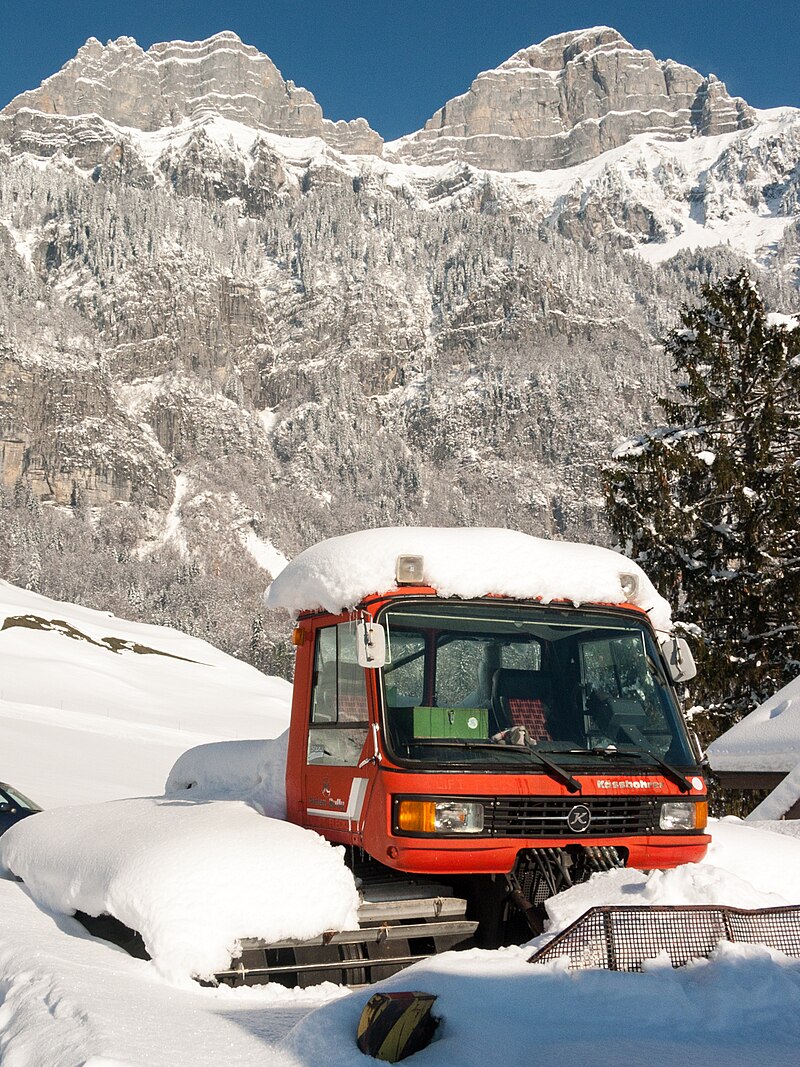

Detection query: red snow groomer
xmin=223 ymin=528 xmax=709 ymax=986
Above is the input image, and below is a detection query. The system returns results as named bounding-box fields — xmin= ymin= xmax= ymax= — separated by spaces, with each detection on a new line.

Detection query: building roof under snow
xmin=708 ymin=675 xmax=800 ymax=776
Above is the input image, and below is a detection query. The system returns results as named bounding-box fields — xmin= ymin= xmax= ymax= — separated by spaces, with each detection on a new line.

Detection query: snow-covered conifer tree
xmin=604 ymin=270 xmax=800 ymax=743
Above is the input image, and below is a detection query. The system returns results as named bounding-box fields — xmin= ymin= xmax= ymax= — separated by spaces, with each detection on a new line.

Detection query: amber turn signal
xmin=396 ymin=799 xmax=436 ymax=833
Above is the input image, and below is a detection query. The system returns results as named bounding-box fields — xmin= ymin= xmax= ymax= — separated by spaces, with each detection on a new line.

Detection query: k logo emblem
xmin=566 ymin=804 xmax=592 ymax=833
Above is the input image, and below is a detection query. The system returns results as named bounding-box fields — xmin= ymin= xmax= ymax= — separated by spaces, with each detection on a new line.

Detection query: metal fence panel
xmin=528 ymin=905 xmax=800 ymax=971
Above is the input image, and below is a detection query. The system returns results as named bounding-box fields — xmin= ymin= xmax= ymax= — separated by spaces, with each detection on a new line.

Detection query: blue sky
xmin=2 ymin=1 xmax=798 ymax=140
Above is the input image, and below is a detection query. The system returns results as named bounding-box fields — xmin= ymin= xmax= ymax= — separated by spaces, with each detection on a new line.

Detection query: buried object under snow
xmin=0 ymin=795 xmax=360 ymax=982
xmin=356 ymin=991 xmax=439 ymax=1062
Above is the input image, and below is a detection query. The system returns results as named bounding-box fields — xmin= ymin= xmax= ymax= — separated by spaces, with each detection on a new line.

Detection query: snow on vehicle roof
xmin=265 ymin=527 xmax=672 ymax=630
xmin=707 ymin=675 xmax=800 ymax=774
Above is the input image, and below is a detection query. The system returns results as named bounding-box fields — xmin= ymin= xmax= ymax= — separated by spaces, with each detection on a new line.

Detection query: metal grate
xmin=489 ymin=795 xmax=658 ymax=838
xmin=528 ymin=904 xmax=800 ymax=971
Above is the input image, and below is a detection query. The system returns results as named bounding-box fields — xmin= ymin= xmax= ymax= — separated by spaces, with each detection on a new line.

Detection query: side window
xmin=311 ymin=627 xmax=338 ymax=723
xmin=308 ymin=623 xmax=369 ymax=766
xmin=337 ymin=625 xmax=370 ymax=723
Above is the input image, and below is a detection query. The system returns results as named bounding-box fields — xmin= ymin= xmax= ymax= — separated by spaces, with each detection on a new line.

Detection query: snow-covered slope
xmin=0 ymin=580 xmax=291 ymax=806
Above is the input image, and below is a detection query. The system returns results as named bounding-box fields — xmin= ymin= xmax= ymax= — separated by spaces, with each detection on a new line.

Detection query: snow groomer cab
xmin=269 ymin=528 xmax=709 ymax=937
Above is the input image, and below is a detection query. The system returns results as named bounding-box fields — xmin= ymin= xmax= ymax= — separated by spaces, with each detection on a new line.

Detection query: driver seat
xmin=491 ymin=668 xmax=554 ymax=741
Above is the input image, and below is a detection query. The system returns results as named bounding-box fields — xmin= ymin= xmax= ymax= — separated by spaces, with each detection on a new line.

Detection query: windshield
xmin=379 ymin=601 xmax=695 ymax=770
xmin=0 ymin=785 xmax=39 ymax=810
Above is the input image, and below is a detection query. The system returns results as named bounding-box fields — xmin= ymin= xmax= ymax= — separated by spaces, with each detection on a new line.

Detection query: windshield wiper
xmin=409 ymin=740 xmax=581 ymax=793
xmin=591 ymin=745 xmax=692 ymax=794
xmin=528 ymin=748 xmax=582 ymax=794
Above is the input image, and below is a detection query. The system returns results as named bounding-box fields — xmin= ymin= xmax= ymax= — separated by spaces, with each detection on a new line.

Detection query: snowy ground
xmin=0 ymin=581 xmax=291 ymax=806
xmin=5 ymin=820 xmax=800 ymax=1066
xmin=3 ymin=582 xmax=800 ymax=1065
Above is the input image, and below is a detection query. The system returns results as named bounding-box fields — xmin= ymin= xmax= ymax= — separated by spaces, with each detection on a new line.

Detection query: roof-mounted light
xmin=396 ymin=554 xmax=425 ymax=585
xmin=619 ymin=572 xmax=639 ymax=600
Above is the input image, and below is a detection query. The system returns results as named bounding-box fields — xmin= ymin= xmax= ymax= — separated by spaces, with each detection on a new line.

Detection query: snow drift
xmin=165 ymin=732 xmax=290 ymax=819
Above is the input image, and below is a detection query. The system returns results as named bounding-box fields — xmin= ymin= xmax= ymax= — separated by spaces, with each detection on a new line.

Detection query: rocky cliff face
xmin=390 ymin=27 xmax=755 ymax=171
xmin=0 ymin=28 xmax=797 ymax=620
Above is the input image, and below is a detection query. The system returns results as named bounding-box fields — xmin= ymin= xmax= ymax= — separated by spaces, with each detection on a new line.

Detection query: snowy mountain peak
xmin=1 ymin=32 xmax=383 ymax=155
xmin=389 ymin=26 xmax=755 ymax=171
xmin=503 ymin=26 xmax=632 ymax=72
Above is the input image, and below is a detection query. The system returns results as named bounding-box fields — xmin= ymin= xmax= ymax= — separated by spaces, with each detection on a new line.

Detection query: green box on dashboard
xmin=404 ymin=706 xmax=489 ymax=739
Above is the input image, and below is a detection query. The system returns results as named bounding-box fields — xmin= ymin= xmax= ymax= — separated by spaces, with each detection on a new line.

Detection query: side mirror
xmin=356 ymin=619 xmax=386 ymax=668
xmin=660 ymin=635 xmax=697 ymax=683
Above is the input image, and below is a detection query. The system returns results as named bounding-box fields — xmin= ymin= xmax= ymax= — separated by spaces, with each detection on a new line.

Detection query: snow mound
xmin=165 ymin=732 xmax=289 ymax=818
xmin=0 ymin=797 xmax=359 ymax=984
xmin=265 ymin=527 xmax=672 ymax=630
xmin=283 ymin=818 xmax=800 ymax=1067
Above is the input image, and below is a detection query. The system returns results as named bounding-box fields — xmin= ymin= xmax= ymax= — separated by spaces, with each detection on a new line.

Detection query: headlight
xmin=660 ymin=800 xmax=707 ymax=831
xmin=395 ymin=798 xmax=484 ymax=834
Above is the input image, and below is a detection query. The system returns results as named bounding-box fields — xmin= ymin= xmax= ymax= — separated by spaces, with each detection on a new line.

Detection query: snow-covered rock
xmin=389 ymin=27 xmax=754 ymax=171
xmin=1 ymin=32 xmax=382 ymax=155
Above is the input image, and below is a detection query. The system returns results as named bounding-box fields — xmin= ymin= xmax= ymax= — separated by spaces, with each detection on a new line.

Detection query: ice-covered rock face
xmin=389 ymin=26 xmax=755 ymax=171
xmin=1 ymin=31 xmax=382 ymax=156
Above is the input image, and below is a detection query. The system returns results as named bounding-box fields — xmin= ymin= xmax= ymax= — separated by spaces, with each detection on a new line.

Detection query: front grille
xmin=488 ymin=795 xmax=659 ymax=838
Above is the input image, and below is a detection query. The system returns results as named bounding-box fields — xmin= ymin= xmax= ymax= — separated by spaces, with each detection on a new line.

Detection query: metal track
xmin=215 ymin=875 xmax=477 ymax=988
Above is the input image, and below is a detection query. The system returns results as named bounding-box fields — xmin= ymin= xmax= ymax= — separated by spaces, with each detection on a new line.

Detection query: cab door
xmin=302 ymin=621 xmax=377 ymax=845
